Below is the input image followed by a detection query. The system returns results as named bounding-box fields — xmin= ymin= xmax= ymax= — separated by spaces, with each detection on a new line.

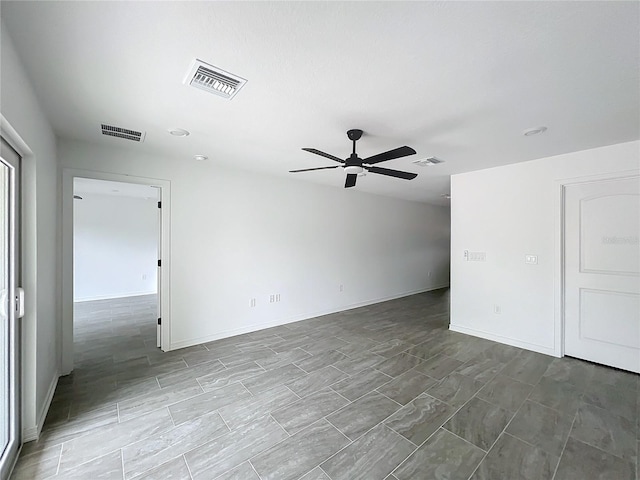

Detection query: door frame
xmin=0 ymin=115 xmax=32 ymax=475
xmin=0 ymin=138 xmax=22 ymax=480
xmin=554 ymin=169 xmax=640 ymax=359
xmin=61 ymin=168 xmax=171 ymax=375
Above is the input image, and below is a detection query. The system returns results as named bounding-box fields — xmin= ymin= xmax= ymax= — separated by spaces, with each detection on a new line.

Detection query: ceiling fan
xmin=290 ymin=129 xmax=418 ymax=188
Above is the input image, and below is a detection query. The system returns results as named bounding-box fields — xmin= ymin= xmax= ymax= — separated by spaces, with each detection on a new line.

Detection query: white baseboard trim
xmin=170 ymin=284 xmax=450 ymax=351
xmin=23 ymin=371 xmax=59 ymax=442
xmin=74 ymin=291 xmax=157 ymax=302
xmin=449 ymin=324 xmax=557 ymax=357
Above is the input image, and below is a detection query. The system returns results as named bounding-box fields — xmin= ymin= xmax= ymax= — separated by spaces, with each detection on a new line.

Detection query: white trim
xmin=74 ymin=291 xmax=157 ymax=303
xmin=5 ymin=444 xmax=21 ymax=480
xmin=449 ymin=324 xmax=556 ymax=357
xmin=553 ymin=169 xmax=640 ymax=359
xmin=22 ymin=372 xmax=58 ymax=442
xmin=0 ymin=114 xmax=34 ymax=464
xmin=61 ymin=168 xmax=171 ymax=374
xmin=0 ymin=116 xmax=34 ymax=158
xmin=169 ymin=284 xmax=450 ymax=350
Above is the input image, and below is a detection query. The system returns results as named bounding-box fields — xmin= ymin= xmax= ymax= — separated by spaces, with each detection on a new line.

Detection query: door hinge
xmin=157 ymin=259 xmax=161 ymax=267
xmin=157 ymin=201 xmax=161 ymax=208
xmin=157 ymin=318 xmax=161 ymax=325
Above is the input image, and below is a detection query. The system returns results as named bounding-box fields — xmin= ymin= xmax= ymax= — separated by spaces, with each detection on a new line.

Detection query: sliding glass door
xmin=0 ymin=138 xmax=21 ymax=479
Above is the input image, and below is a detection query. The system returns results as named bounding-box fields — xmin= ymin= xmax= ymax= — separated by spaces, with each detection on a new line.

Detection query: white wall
xmin=74 ymin=194 xmax=157 ymax=301
xmin=1 ymin=23 xmax=59 ymax=439
xmin=60 ymin=139 xmax=451 ymax=349
xmin=450 ymin=140 xmax=640 ymax=356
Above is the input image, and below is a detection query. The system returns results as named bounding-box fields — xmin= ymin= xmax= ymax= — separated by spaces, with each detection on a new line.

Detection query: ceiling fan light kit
xmin=290 ymin=129 xmax=418 ymax=188
xmin=344 ymin=165 xmax=364 ymax=175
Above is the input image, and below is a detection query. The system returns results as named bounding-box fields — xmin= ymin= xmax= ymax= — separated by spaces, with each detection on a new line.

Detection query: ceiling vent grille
xmin=184 ymin=59 xmax=247 ymax=100
xmin=412 ymin=156 xmax=444 ymax=167
xmin=101 ymin=124 xmax=145 ymax=142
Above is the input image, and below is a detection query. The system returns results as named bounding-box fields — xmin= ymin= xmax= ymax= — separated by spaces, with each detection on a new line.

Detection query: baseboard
xmin=23 ymin=371 xmax=59 ymax=442
xmin=449 ymin=324 xmax=557 ymax=357
xmin=170 ymin=284 xmax=449 ymax=351
xmin=74 ymin=291 xmax=157 ymax=302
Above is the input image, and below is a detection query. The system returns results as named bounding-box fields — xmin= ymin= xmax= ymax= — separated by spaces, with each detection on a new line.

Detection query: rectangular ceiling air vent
xmin=101 ymin=124 xmax=146 ymax=142
xmin=412 ymin=156 xmax=444 ymax=167
xmin=184 ymin=59 xmax=247 ymax=100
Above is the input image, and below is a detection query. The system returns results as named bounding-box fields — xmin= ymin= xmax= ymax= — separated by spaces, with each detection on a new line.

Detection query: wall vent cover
xmin=412 ymin=156 xmax=444 ymax=167
xmin=184 ymin=59 xmax=247 ymax=100
xmin=101 ymin=124 xmax=146 ymax=142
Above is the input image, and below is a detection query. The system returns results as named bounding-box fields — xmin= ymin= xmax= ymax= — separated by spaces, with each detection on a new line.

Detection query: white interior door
xmin=564 ymin=175 xmax=640 ymax=373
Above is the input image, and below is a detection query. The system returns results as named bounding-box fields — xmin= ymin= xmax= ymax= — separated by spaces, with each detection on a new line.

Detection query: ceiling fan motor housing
xmin=345 ymin=152 xmax=362 ymax=167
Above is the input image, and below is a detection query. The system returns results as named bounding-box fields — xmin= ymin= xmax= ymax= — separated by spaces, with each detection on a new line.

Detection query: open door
xmin=156 ymin=188 xmax=162 ymax=348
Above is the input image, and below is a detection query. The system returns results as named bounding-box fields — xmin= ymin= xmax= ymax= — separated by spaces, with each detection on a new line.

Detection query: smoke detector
xmin=101 ymin=124 xmax=145 ymax=142
xmin=412 ymin=157 xmax=444 ymax=167
xmin=184 ymin=59 xmax=247 ymax=100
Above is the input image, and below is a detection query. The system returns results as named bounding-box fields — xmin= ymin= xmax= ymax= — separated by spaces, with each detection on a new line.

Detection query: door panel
xmin=0 ymin=138 xmax=21 ymax=479
xmin=579 ymin=289 xmax=639 ymax=348
xmin=580 ymin=194 xmax=639 ymax=274
xmin=564 ymin=176 xmax=640 ymax=373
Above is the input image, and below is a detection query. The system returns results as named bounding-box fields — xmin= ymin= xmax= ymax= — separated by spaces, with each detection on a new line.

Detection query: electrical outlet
xmin=525 ymin=254 xmax=538 ymax=264
xmin=250 ymin=298 xmax=256 ymax=307
xmin=428 ymin=271 xmax=432 ymax=277
xmin=276 ymin=294 xmax=281 ymax=302
xmin=494 ymin=304 xmax=501 ymax=314
xmin=339 ymin=284 xmax=344 ymax=292
xmin=142 ymin=274 xmax=147 ymax=280
xmin=269 ymin=295 xmax=274 ymax=303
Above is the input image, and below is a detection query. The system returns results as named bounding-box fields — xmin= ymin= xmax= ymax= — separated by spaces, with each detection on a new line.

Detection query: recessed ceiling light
xmin=441 ymin=193 xmax=451 ymax=199
xmin=194 ymin=155 xmax=208 ymax=161
xmin=168 ymin=128 xmax=190 ymax=137
xmin=523 ymin=126 xmax=547 ymax=136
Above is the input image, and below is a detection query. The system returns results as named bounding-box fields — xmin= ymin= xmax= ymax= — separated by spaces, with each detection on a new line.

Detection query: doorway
xmin=61 ymin=170 xmax=171 ymax=375
xmin=0 ymin=138 xmax=21 ymax=478
xmin=563 ymin=175 xmax=640 ymax=373
xmin=72 ymin=179 xmax=160 ymax=366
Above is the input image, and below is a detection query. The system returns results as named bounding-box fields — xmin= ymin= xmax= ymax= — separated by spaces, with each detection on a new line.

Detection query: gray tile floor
xmin=11 ymin=290 xmax=640 ymax=479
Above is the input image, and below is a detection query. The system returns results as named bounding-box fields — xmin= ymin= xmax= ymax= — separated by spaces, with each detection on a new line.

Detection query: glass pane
xmin=0 ymin=161 xmax=8 ymax=455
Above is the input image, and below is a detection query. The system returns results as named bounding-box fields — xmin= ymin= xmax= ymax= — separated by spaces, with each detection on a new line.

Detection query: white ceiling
xmin=3 ymin=1 xmax=638 ymax=205
xmin=74 ymin=178 xmax=158 ymax=200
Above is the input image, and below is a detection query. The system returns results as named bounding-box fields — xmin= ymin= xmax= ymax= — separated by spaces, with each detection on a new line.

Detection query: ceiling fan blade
xmin=289 ymin=166 xmax=340 ymax=173
xmin=363 ymin=146 xmax=416 ymax=164
xmin=366 ymin=166 xmax=418 ymax=180
xmin=302 ymin=148 xmax=345 ymax=164
xmin=345 ymin=174 xmax=357 ymax=188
